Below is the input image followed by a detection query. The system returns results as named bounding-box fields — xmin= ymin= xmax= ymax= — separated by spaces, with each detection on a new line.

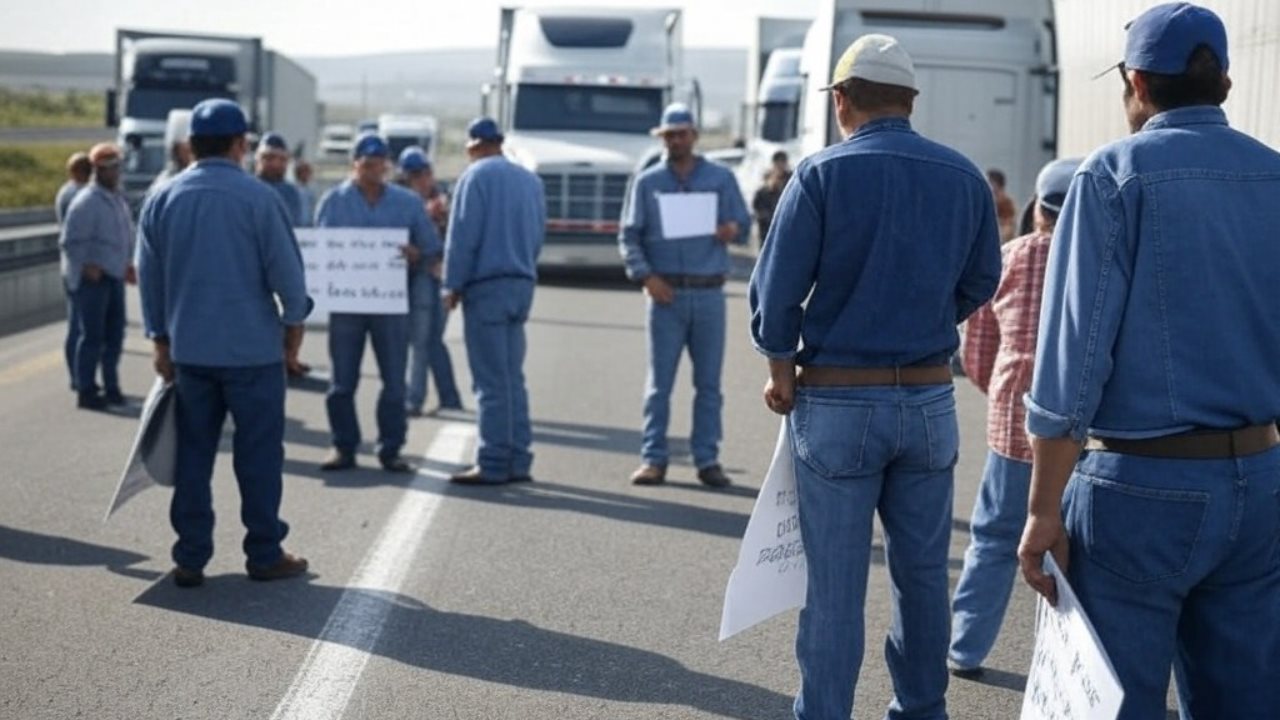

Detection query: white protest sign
xmin=1020 ymin=554 xmax=1124 ymax=720
xmin=295 ymin=227 xmax=409 ymax=317
xmin=106 ymin=378 xmax=177 ymax=520
xmin=658 ymin=192 xmax=718 ymax=240
xmin=719 ymin=418 xmax=807 ymax=640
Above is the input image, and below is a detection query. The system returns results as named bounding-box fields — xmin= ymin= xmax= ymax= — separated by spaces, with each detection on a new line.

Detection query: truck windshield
xmin=513 ymin=85 xmax=663 ymax=135
xmin=124 ymin=88 xmax=235 ymax=121
xmin=759 ymin=101 xmax=799 ymax=143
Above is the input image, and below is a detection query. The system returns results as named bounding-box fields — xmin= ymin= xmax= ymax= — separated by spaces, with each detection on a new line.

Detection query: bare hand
xmin=82 ymin=264 xmax=104 ymax=283
xmin=124 ymin=264 xmax=138 ymax=285
xmin=715 ymin=221 xmax=740 ymax=245
xmin=429 ymin=259 xmax=443 ymax=280
xmin=444 ymin=291 xmax=461 ymax=311
xmin=1018 ymin=513 xmax=1070 ymax=606
xmin=283 ymin=324 xmax=305 ymax=374
xmin=428 ymin=195 xmax=449 ymax=223
xmin=401 ymin=244 xmax=422 ymax=266
xmin=153 ymin=341 xmax=175 ymax=383
xmin=763 ymin=376 xmax=795 ymax=415
xmin=643 ymin=275 xmax=674 ymax=305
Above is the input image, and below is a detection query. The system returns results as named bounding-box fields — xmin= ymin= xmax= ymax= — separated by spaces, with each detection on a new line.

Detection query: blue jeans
xmin=1064 ymin=448 xmax=1280 ymax=720
xmin=73 ymin=275 xmax=124 ymax=396
xmin=171 ymin=363 xmax=289 ymax=570
xmin=642 ymin=287 xmax=725 ymax=468
xmin=64 ymin=280 xmax=81 ymax=391
xmin=462 ymin=278 xmax=534 ymax=479
xmin=406 ymin=275 xmax=462 ymax=411
xmin=949 ymin=450 xmax=1031 ymax=669
xmin=326 ymin=313 xmax=409 ymax=459
xmin=791 ymin=384 xmax=957 ymax=720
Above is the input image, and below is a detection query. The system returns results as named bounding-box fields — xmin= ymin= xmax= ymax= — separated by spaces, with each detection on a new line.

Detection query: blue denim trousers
xmin=63 ymin=280 xmax=81 ymax=391
xmin=406 ymin=274 xmax=462 ymax=412
xmin=791 ymin=384 xmax=957 ymax=720
xmin=462 ymin=278 xmax=534 ymax=479
xmin=642 ymin=287 xmax=725 ymax=469
xmin=1064 ymin=448 xmax=1280 ymax=720
xmin=171 ymin=363 xmax=289 ymax=570
xmin=326 ymin=312 xmax=409 ymax=459
xmin=73 ymin=274 xmax=124 ymax=396
xmin=949 ymin=450 xmax=1031 ymax=669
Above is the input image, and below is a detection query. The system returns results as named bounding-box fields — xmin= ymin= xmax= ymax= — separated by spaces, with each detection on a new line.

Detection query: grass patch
xmin=0 ymin=88 xmax=104 ymax=128
xmin=0 ymin=142 xmax=87 ymax=209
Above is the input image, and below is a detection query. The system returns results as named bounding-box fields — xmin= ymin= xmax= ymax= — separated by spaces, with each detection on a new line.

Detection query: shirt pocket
xmin=792 ymin=395 xmax=875 ymax=478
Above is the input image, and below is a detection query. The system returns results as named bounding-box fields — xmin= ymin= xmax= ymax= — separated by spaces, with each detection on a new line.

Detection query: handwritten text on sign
xmin=295 ymin=228 xmax=409 ymax=316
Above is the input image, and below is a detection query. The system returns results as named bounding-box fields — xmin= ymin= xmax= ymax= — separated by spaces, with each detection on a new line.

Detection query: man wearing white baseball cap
xmin=750 ymin=33 xmax=1000 ymax=720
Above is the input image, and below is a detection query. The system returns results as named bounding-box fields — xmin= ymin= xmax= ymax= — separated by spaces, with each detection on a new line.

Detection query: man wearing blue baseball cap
xmin=1018 ymin=4 xmax=1280 ymax=717
xmin=619 ymin=102 xmax=751 ymax=488
xmin=315 ymin=132 xmax=439 ymax=473
xmin=255 ymin=131 xmax=306 ymax=227
xmin=442 ymin=117 xmax=544 ymax=484
xmin=137 ymin=98 xmax=312 ymax=587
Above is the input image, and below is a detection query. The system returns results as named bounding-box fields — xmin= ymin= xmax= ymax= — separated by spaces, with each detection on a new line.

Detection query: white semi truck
xmin=484 ymin=6 xmax=696 ymax=269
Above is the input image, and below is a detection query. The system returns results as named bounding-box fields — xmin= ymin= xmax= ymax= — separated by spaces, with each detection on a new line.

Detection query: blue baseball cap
xmin=398 ymin=146 xmax=431 ymax=173
xmin=189 ymin=99 xmax=248 ymax=137
xmin=1035 ymin=157 xmax=1083 ymax=215
xmin=651 ymin=103 xmax=696 ymax=136
xmin=466 ymin=117 xmax=504 ymax=146
xmin=352 ymin=132 xmax=389 ymax=159
xmin=1124 ymin=2 xmax=1229 ymax=74
xmin=258 ymin=131 xmax=288 ymax=154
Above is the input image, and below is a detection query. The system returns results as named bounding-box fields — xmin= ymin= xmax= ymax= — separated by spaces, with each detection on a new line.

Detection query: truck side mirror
xmin=105 ymin=89 xmax=118 ymax=128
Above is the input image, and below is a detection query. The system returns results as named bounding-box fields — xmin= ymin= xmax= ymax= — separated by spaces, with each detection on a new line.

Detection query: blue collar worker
xmin=255 ymin=131 xmax=307 ymax=227
xmin=442 ymin=116 xmax=544 ymax=485
xmin=1018 ymin=5 xmax=1280 ymax=717
xmin=619 ymin=102 xmax=751 ymax=488
xmin=748 ymin=34 xmax=1000 ymax=720
xmin=137 ymin=98 xmax=312 ymax=588
xmin=55 ymin=150 xmax=93 ymax=394
xmin=314 ymin=131 xmax=439 ymax=474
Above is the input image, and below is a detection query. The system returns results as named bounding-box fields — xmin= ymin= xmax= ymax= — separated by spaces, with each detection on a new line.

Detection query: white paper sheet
xmin=719 ymin=418 xmax=807 ymax=640
xmin=295 ymin=227 xmax=410 ymax=318
xmin=106 ymin=378 xmax=177 ymax=520
xmin=658 ymin=192 xmax=718 ymax=240
xmin=1020 ymin=554 xmax=1125 ymax=720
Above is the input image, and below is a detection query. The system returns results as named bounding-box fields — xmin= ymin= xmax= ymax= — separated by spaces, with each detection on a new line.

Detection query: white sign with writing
xmin=1020 ymin=554 xmax=1124 ymax=720
xmin=295 ymin=228 xmax=409 ymax=317
xmin=719 ymin=418 xmax=807 ymax=641
xmin=658 ymin=192 xmax=718 ymax=240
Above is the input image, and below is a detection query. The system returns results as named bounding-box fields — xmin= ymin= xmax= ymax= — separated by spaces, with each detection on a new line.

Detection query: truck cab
xmin=735 ymin=47 xmax=806 ymax=218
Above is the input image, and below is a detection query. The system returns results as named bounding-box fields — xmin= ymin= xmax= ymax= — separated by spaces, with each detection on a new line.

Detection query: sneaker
xmin=172 ymin=566 xmax=204 ymax=588
xmin=697 ymin=464 xmax=731 ymax=488
xmin=319 ymin=449 xmax=356 ymax=471
xmin=246 ymin=552 xmax=309 ymax=581
xmin=629 ymin=464 xmax=667 ymax=486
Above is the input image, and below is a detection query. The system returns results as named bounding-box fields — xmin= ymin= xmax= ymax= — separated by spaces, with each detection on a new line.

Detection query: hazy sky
xmin=2 ymin=0 xmax=818 ymax=56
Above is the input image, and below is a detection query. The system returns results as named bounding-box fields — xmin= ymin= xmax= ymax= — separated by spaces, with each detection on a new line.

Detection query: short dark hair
xmin=771 ymin=150 xmax=789 ymax=164
xmin=835 ymin=77 xmax=917 ymax=113
xmin=190 ymin=134 xmax=238 ymax=159
xmin=986 ymin=169 xmax=1006 ymax=188
xmin=1131 ymin=44 xmax=1229 ymax=110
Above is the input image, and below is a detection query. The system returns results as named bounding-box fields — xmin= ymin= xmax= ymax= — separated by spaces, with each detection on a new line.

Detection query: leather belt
xmin=659 ymin=274 xmax=725 ymax=289
xmin=796 ymin=365 xmax=953 ymax=387
xmin=1086 ymin=424 xmax=1280 ymax=459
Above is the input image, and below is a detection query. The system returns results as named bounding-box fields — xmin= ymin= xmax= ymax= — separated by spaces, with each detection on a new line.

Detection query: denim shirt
xmin=618 ymin=156 xmax=751 ymax=281
xmin=137 ymin=158 xmax=310 ymax=367
xmin=55 ymin=180 xmax=84 ymax=224
xmin=316 ymin=180 xmax=440 ymax=265
xmin=444 ymin=155 xmax=545 ymax=292
xmin=262 ymin=177 xmax=307 ymax=227
xmin=61 ymin=183 xmax=135 ymax=292
xmin=749 ymin=117 xmax=1001 ymax=367
xmin=1026 ymin=106 xmax=1280 ymax=441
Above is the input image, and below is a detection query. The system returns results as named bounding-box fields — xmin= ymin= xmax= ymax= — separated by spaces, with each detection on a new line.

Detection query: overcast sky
xmin=2 ymin=0 xmax=818 ymax=56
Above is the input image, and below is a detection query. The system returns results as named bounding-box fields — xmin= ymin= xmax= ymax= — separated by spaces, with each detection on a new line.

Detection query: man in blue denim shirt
xmin=1018 ymin=5 xmax=1280 ymax=717
xmin=619 ymin=103 xmax=750 ymax=488
xmin=750 ymin=34 xmax=1000 ymax=720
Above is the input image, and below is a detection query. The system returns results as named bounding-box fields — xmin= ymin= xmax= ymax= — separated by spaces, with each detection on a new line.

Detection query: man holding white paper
xmin=618 ymin=103 xmax=750 ymax=488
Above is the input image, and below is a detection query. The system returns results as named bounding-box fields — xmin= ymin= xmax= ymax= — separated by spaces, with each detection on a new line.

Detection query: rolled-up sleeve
xmin=258 ymin=194 xmax=311 ymax=326
xmin=136 ymin=194 xmax=167 ymax=338
xmin=1025 ymin=171 xmax=1132 ymax=440
xmin=618 ymin=175 xmax=653 ymax=281
xmin=748 ymin=170 xmax=822 ymax=359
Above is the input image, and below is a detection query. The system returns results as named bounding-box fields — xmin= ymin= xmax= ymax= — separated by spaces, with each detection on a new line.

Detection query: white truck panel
xmin=263 ymin=50 xmax=319 ymax=160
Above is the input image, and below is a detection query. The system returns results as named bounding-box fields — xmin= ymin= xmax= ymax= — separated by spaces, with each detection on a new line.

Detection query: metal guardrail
xmin=0 ymin=206 xmax=60 ymax=273
xmin=0 ymin=206 xmax=56 ymax=229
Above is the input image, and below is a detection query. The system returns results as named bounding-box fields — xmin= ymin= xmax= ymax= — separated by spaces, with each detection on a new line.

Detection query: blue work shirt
xmin=1026 ymin=106 xmax=1280 ymax=441
xmin=61 ymin=183 xmax=135 ymax=292
xmin=316 ymin=180 xmax=441 ymax=281
xmin=137 ymin=158 xmax=310 ymax=367
xmin=749 ymin=117 xmax=1001 ymax=367
xmin=444 ymin=155 xmax=545 ymax=291
xmin=618 ymin=155 xmax=751 ymax=281
xmin=55 ymin=180 xmax=85 ymax=224
xmin=262 ymin=177 xmax=307 ymax=227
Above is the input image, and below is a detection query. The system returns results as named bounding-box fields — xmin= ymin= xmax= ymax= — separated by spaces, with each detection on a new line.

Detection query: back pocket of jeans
xmin=792 ymin=398 xmax=874 ymax=477
xmin=1079 ymin=474 xmax=1209 ymax=584
xmin=922 ymin=396 xmax=959 ymax=470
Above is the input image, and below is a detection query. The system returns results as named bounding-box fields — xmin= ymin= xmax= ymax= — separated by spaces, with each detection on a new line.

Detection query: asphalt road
xmin=0 ymin=263 xmax=1167 ymax=719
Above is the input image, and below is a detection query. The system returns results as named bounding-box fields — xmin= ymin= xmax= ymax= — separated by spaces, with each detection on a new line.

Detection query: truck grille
xmin=538 ymin=173 xmax=629 ymax=223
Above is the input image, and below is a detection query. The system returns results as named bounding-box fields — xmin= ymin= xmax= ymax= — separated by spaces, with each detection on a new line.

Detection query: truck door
xmin=912 ymin=66 xmax=1019 ymax=189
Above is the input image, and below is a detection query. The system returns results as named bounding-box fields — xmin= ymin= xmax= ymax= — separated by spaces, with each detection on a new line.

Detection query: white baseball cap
xmin=822 ymin=34 xmax=917 ymax=92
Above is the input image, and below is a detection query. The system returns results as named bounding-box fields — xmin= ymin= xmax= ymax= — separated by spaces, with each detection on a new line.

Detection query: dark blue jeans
xmin=171 ymin=363 xmax=289 ymax=570
xmin=462 ymin=278 xmax=534 ymax=479
xmin=74 ymin=275 xmax=124 ymax=396
xmin=326 ymin=312 xmax=409 ymax=459
xmin=406 ymin=274 xmax=462 ymax=411
xmin=63 ymin=280 xmax=81 ymax=391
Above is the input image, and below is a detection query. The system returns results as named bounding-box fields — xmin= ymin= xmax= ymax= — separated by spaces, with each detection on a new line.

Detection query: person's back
xmin=448 ymin=155 xmax=544 ymax=285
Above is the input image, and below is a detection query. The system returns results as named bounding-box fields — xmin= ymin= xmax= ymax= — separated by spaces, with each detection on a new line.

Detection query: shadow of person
xmin=0 ymin=524 xmax=162 ymax=580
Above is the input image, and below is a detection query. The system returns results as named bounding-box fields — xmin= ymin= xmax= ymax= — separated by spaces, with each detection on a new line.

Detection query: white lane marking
xmin=270 ymin=422 xmax=473 ymax=720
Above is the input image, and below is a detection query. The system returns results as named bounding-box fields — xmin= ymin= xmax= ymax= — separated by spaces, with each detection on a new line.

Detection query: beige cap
xmin=822 ymin=34 xmax=917 ymax=91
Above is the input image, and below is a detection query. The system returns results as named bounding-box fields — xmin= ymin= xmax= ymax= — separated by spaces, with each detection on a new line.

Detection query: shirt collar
xmin=1141 ymin=106 xmax=1228 ymax=132
xmin=850 ymin=115 xmax=913 ymax=140
xmin=196 ymin=157 xmax=243 ymax=170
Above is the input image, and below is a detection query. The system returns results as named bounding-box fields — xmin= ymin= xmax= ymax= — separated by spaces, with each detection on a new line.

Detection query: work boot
xmin=172 ymin=566 xmax=204 ymax=588
xmin=77 ymin=392 xmax=107 ymax=411
xmin=246 ymin=552 xmax=309 ymax=581
xmin=629 ymin=464 xmax=667 ymax=486
xmin=380 ymin=455 xmax=414 ymax=473
xmin=697 ymin=464 xmax=731 ymax=488
xmin=449 ymin=466 xmax=506 ymax=485
xmin=319 ymin=449 xmax=356 ymax=471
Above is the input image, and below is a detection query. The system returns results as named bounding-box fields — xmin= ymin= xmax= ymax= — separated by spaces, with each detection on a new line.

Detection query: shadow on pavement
xmin=955 ymin=667 xmax=1027 ymax=693
xmin=133 ymin=578 xmax=792 ymax=719
xmin=0 ymin=524 xmax=161 ymax=580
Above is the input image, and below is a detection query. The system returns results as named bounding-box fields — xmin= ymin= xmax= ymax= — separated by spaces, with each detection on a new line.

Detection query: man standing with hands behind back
xmin=619 ymin=103 xmax=750 ymax=488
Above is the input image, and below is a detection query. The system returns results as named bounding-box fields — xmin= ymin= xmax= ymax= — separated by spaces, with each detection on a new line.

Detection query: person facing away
xmin=442 ymin=117 xmax=545 ymax=485
xmin=749 ymin=33 xmax=1000 ymax=720
xmin=751 ymin=149 xmax=792 ymax=247
xmin=315 ymin=132 xmax=439 ymax=474
xmin=618 ymin=102 xmax=751 ymax=489
xmin=136 ymin=98 xmax=312 ymax=588
xmin=255 ymin=132 xmax=306 ymax=227
xmin=395 ymin=145 xmax=463 ymax=417
xmin=986 ymin=168 xmax=1017 ymax=242
xmin=1017 ymin=4 xmax=1280 ymax=718
xmin=147 ymin=110 xmax=193 ymax=198
xmin=55 ymin=150 xmax=92 ymax=393
xmin=60 ymin=143 xmax=138 ymax=411
xmin=947 ymin=157 xmax=1081 ymax=679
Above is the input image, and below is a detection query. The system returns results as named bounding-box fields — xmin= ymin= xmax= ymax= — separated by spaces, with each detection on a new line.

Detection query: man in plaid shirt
xmin=947 ymin=157 xmax=1080 ymax=677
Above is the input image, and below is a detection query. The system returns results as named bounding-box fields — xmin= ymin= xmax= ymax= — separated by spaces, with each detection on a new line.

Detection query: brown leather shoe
xmin=172 ymin=566 xmax=204 ymax=588
xmin=449 ymin=466 xmax=507 ymax=485
xmin=319 ymin=449 xmax=356 ymax=471
xmin=246 ymin=552 xmax=309 ymax=581
xmin=630 ymin=464 xmax=667 ymax=485
xmin=697 ymin=464 xmax=731 ymax=488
